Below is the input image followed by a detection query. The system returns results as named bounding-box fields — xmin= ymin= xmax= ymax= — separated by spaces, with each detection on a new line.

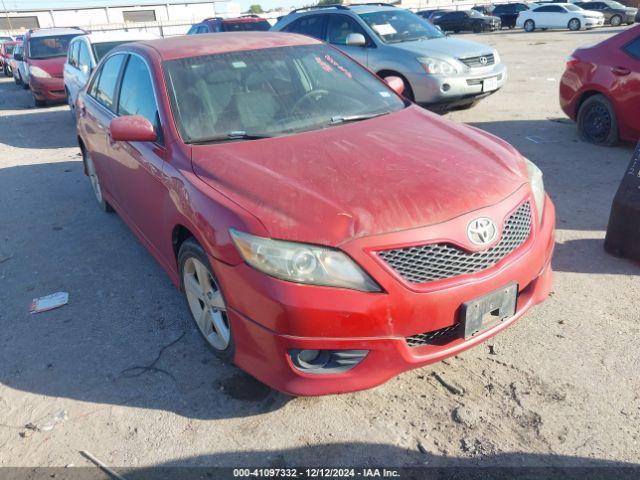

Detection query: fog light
xmin=442 ymin=83 xmax=451 ymax=92
xmin=289 ymin=349 xmax=368 ymax=374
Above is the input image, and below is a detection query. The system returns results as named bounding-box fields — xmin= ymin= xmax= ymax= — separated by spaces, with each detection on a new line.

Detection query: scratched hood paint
xmin=191 ymin=106 xmax=527 ymax=246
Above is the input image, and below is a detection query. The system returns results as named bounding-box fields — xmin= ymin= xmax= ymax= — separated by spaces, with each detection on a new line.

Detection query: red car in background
xmin=76 ymin=33 xmax=555 ymax=396
xmin=560 ymin=24 xmax=640 ymax=145
xmin=24 ymin=27 xmax=84 ymax=107
xmin=1 ymin=41 xmax=18 ymax=76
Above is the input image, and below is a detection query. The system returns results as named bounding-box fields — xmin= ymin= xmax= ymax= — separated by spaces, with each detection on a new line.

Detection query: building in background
xmin=0 ymin=0 xmax=241 ymax=37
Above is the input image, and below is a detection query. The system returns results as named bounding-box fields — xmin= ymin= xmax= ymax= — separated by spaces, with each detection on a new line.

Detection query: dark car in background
xmin=472 ymin=5 xmax=494 ymax=15
xmin=417 ymin=9 xmax=454 ymax=22
xmin=492 ymin=3 xmax=534 ymax=28
xmin=574 ymin=1 xmax=637 ymax=24
xmin=560 ymin=25 xmax=640 ymax=144
xmin=434 ymin=9 xmax=502 ymax=32
xmin=187 ymin=15 xmax=271 ymax=34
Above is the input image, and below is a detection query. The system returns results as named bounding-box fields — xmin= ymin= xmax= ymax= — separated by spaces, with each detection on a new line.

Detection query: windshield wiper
xmin=329 ymin=111 xmax=391 ymax=125
xmin=188 ymin=131 xmax=274 ymax=145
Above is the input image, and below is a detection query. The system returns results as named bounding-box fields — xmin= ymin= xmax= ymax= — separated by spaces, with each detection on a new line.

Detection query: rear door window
xmin=624 ymin=37 xmax=640 ymax=60
xmin=283 ymin=15 xmax=326 ymax=39
xmin=78 ymin=42 xmax=92 ymax=69
xmin=68 ymin=41 xmax=79 ymax=67
xmin=89 ymin=53 xmax=126 ymax=112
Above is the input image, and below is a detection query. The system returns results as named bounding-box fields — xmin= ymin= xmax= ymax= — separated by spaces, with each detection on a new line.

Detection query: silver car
xmin=272 ymin=4 xmax=507 ymax=110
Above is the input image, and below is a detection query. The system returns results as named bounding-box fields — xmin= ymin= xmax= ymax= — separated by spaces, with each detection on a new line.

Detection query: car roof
xmin=28 ymin=27 xmax=84 ymax=38
xmin=137 ymin=32 xmax=320 ymax=61
xmin=79 ymin=31 xmax=158 ymax=44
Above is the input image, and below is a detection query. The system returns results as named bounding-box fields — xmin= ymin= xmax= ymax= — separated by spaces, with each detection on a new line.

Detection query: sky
xmin=3 ymin=0 xmax=310 ymax=12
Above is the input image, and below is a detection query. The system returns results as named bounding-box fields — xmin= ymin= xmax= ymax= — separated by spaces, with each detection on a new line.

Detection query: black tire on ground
xmin=34 ymin=97 xmax=46 ymax=107
xmin=82 ymin=146 xmax=114 ymax=212
xmin=14 ymin=75 xmax=20 ymax=85
xmin=568 ymin=18 xmax=581 ymax=31
xmin=577 ymin=94 xmax=618 ymax=146
xmin=178 ymin=238 xmax=235 ymax=362
xmin=524 ymin=19 xmax=535 ymax=32
xmin=473 ymin=23 xmax=483 ymax=33
xmin=610 ymin=14 xmax=622 ymax=26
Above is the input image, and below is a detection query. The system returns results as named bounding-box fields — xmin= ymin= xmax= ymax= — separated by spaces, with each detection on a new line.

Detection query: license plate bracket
xmin=483 ymin=77 xmax=498 ymax=92
xmin=461 ymin=283 xmax=518 ymax=338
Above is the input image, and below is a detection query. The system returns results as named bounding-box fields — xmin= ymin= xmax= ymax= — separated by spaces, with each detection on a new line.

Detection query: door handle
xmin=611 ymin=66 xmax=631 ymax=76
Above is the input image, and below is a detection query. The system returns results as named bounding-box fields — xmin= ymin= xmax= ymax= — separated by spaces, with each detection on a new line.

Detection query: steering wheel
xmin=290 ymin=89 xmax=330 ymax=116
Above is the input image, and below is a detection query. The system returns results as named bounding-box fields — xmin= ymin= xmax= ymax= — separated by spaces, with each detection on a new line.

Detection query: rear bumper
xmin=216 ymin=193 xmax=555 ymax=396
xmin=29 ymin=76 xmax=66 ymax=102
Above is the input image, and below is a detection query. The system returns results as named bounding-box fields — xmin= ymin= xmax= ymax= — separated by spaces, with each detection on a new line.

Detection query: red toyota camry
xmin=560 ymin=24 xmax=640 ymax=145
xmin=76 ymin=33 xmax=555 ymax=396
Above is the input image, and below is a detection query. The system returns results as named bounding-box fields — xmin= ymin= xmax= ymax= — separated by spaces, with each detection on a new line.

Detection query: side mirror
xmin=384 ymin=76 xmax=405 ymax=96
xmin=346 ymin=33 xmax=366 ymax=47
xmin=109 ymin=115 xmax=157 ymax=143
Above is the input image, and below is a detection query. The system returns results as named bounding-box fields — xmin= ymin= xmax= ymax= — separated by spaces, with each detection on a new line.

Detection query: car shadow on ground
xmin=0 ymin=108 xmax=77 ymax=149
xmin=0 ymin=160 xmax=292 ymax=420
xmin=118 ymin=448 xmax=640 ymax=478
xmin=553 ymin=237 xmax=640 ymax=274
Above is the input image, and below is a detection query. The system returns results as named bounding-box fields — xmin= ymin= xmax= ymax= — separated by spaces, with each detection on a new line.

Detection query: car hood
xmin=28 ymin=56 xmax=65 ymax=77
xmin=390 ymin=36 xmax=496 ymax=60
xmin=191 ymin=107 xmax=528 ymax=246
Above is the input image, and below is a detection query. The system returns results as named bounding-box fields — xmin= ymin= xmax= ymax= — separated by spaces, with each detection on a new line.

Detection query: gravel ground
xmin=0 ymin=26 xmax=639 ymax=470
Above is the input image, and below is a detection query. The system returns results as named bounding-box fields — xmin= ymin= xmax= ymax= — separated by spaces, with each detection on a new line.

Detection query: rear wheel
xmin=610 ymin=14 xmax=622 ymax=26
xmin=179 ymin=238 xmax=234 ymax=361
xmin=83 ymin=147 xmax=114 ymax=212
xmin=568 ymin=18 xmax=581 ymax=30
xmin=524 ymin=19 xmax=535 ymax=32
xmin=577 ymin=94 xmax=618 ymax=146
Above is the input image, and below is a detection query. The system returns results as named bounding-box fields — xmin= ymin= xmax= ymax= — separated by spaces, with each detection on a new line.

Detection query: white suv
xmin=64 ymin=32 xmax=156 ymax=116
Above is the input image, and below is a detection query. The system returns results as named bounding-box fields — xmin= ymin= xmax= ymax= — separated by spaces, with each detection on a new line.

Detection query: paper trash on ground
xmin=30 ymin=292 xmax=69 ymax=314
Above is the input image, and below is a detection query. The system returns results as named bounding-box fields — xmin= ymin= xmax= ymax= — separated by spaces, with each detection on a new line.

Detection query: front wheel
xmin=179 ymin=238 xmax=234 ymax=361
xmin=577 ymin=94 xmax=618 ymax=146
xmin=610 ymin=14 xmax=622 ymax=26
xmin=34 ymin=97 xmax=46 ymax=108
xmin=524 ymin=19 xmax=535 ymax=32
xmin=472 ymin=23 xmax=483 ymax=33
xmin=568 ymin=18 xmax=581 ymax=31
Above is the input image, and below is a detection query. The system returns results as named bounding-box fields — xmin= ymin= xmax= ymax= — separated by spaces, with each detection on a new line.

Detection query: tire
xmin=21 ymin=76 xmax=29 ymax=89
xmin=453 ymin=29 xmax=461 ymax=33
xmin=472 ymin=23 xmax=483 ymax=33
xmin=577 ymin=94 xmax=618 ymax=146
xmin=66 ymin=88 xmax=76 ymax=123
xmin=568 ymin=18 xmax=581 ymax=31
xmin=34 ymin=97 xmax=46 ymax=108
xmin=524 ymin=19 xmax=535 ymax=32
xmin=14 ymin=75 xmax=20 ymax=85
xmin=82 ymin=146 xmax=114 ymax=212
xmin=178 ymin=238 xmax=235 ymax=361
xmin=610 ymin=14 xmax=622 ymax=26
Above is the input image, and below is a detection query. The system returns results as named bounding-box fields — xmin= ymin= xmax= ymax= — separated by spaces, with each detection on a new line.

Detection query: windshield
xmin=359 ymin=9 xmax=444 ymax=44
xmin=92 ymin=41 xmax=136 ymax=61
xmin=222 ymin=20 xmax=271 ymax=32
xmin=565 ymin=4 xmax=582 ymax=10
xmin=164 ymin=44 xmax=405 ymax=144
xmin=28 ymin=34 xmax=79 ymax=59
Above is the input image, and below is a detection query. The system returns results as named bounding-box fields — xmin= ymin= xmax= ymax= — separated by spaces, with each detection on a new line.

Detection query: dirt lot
xmin=0 ymin=26 xmax=639 ymax=471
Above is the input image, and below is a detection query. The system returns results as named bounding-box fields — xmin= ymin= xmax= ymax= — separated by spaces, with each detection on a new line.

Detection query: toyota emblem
xmin=467 ymin=217 xmax=498 ymax=246
xmin=479 ymin=56 xmax=488 ymax=66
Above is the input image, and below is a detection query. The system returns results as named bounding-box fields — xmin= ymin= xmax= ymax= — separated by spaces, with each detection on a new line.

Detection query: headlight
xmin=525 ymin=158 xmax=545 ymax=226
xmin=416 ymin=56 xmax=459 ymax=76
xmin=29 ymin=66 xmax=50 ymax=78
xmin=229 ymin=229 xmax=380 ymax=292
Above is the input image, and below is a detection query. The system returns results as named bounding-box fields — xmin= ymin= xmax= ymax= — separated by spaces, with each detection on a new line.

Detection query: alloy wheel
xmin=610 ymin=15 xmax=622 ymax=26
xmin=183 ymin=257 xmax=230 ymax=351
xmin=568 ymin=18 xmax=581 ymax=30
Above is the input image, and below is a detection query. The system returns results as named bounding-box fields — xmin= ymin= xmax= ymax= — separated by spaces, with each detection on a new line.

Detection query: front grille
xmin=459 ymin=53 xmax=495 ymax=68
xmin=378 ymin=201 xmax=532 ymax=284
xmin=406 ymin=323 xmax=461 ymax=347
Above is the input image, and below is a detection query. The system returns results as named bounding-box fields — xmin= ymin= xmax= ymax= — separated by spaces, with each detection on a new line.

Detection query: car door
xmin=81 ymin=53 xmax=127 ymax=204
xmin=618 ymin=36 xmax=640 ymax=138
xmin=107 ymin=53 xmax=168 ymax=245
xmin=325 ymin=14 xmax=371 ymax=66
xmin=551 ymin=5 xmax=570 ymax=27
